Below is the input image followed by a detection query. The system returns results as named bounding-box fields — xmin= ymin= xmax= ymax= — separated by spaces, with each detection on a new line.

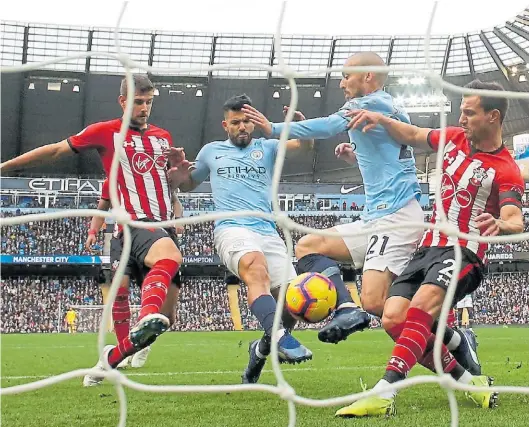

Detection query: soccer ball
xmin=285 ymin=272 xmax=337 ymax=323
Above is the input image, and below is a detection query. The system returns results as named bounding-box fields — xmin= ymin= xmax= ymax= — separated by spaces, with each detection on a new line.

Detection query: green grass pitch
xmin=1 ymin=328 xmax=528 ymax=427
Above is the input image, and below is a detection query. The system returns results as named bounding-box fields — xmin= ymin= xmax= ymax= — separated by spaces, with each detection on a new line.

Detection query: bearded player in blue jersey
xmin=168 ymin=94 xmax=314 ymax=384
xmin=243 ymin=52 xmax=481 ymax=376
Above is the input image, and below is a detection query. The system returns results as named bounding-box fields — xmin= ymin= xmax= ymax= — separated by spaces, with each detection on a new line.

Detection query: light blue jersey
xmin=191 ymin=138 xmax=278 ymax=235
xmin=270 ymin=90 xmax=421 ymax=221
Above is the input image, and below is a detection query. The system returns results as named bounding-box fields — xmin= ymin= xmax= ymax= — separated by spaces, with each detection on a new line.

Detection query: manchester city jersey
xmin=270 ymin=90 xmax=421 ymax=221
xmin=191 ymin=138 xmax=278 ymax=235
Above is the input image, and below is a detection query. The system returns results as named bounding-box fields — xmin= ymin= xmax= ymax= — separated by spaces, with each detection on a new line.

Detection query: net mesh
xmin=71 ymin=305 xmax=141 ymax=333
xmin=1 ymin=2 xmax=529 ymax=426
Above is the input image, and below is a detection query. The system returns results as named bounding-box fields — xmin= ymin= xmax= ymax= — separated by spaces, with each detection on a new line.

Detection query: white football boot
xmin=82 ymin=345 xmax=114 ymax=387
xmin=130 ymin=346 xmax=152 ymax=368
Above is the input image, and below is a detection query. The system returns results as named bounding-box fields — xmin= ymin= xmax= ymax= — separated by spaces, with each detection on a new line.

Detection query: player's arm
xmin=282 ymin=107 xmax=314 ymax=157
xmin=0 ymin=140 xmax=75 ymax=172
xmin=86 ymin=198 xmax=110 ymax=251
xmin=496 ymin=205 xmax=524 ymax=235
xmin=1 ymin=123 xmax=106 ymax=173
xmin=172 ymin=192 xmax=183 ymax=219
xmin=345 ymin=109 xmax=433 ymax=151
xmin=171 ymin=190 xmax=185 ymax=234
xmin=476 ymin=177 xmax=525 ymax=236
xmin=89 ymin=198 xmax=111 ymax=233
xmin=242 ymin=104 xmax=347 ymax=140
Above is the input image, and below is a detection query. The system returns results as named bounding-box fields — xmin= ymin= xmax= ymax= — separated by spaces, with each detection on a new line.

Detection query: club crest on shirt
xmin=470 ymin=167 xmax=488 ymax=187
xmin=151 ymin=136 xmax=170 ymax=150
xmin=251 ymin=150 xmax=264 ymax=160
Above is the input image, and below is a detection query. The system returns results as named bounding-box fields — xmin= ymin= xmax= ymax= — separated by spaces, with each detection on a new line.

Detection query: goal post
xmin=70 ymin=305 xmax=141 ymax=333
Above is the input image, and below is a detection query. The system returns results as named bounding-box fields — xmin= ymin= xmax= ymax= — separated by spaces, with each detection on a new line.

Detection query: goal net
xmin=71 ymin=305 xmax=141 ymax=333
xmin=1 ymin=2 xmax=529 ymax=427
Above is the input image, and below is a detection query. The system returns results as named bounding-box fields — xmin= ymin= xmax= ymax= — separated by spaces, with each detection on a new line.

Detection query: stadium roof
xmin=1 ymin=6 xmax=529 ymax=184
xmin=1 ymin=8 xmax=529 ymax=77
xmin=0 ymin=1 xmax=528 ymax=37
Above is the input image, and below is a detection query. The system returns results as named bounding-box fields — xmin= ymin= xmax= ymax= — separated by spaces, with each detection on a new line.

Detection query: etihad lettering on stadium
xmin=217 ymin=166 xmax=266 ymax=178
xmin=27 ymin=178 xmax=103 ymax=193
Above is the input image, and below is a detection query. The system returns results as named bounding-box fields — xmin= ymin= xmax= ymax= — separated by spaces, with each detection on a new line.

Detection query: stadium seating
xmin=2 ymin=272 xmax=527 ymax=333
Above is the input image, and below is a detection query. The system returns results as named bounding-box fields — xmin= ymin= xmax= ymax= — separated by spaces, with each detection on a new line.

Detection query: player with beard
xmin=1 ymin=75 xmax=184 ymax=385
xmin=168 ymin=94 xmax=314 ymax=383
xmin=242 ymin=52 xmax=482 ymax=378
xmin=336 ymin=79 xmax=524 ymax=417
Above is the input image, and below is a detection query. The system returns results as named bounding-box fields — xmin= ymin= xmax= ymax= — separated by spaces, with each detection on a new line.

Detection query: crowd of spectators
xmin=473 ymin=272 xmax=529 ymax=325
xmin=3 ymin=200 xmax=527 ymax=257
xmin=0 ymin=276 xmax=233 ymax=333
xmin=1 ymin=276 xmax=102 ymax=334
xmin=1 ymin=211 xmax=104 ymax=256
xmin=488 ymin=215 xmax=529 ymax=253
xmin=3 ymin=271 xmax=526 ymax=334
xmin=0 ymin=212 xmax=363 ymax=257
xmin=172 ymin=278 xmax=233 ymax=331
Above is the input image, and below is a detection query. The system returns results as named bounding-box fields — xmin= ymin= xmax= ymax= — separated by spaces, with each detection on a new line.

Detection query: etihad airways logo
xmin=217 ymin=165 xmax=266 ymax=179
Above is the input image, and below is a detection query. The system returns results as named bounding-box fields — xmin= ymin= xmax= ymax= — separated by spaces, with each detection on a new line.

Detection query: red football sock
xmin=416 ymin=334 xmax=462 ymax=378
xmin=108 ymin=336 xmax=136 ymax=368
xmin=138 ymin=259 xmax=179 ymax=320
xmin=386 ymin=319 xmax=460 ymax=378
xmin=385 ymin=307 xmax=434 ymax=379
xmin=113 ymin=287 xmax=130 ymax=344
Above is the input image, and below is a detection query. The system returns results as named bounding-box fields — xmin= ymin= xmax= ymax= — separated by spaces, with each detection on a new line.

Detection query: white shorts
xmin=456 ymin=294 xmax=473 ymax=309
xmin=214 ymin=227 xmax=297 ymax=290
xmin=334 ymin=199 xmax=424 ymax=276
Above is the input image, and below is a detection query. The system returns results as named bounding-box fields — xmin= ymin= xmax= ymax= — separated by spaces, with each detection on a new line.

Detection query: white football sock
xmin=372 ymin=379 xmax=398 ymax=399
xmin=337 ymin=302 xmax=358 ymax=310
xmin=255 ymin=343 xmax=267 ymax=360
xmin=458 ymin=370 xmax=473 ymax=384
xmin=446 ymin=331 xmax=462 ymax=350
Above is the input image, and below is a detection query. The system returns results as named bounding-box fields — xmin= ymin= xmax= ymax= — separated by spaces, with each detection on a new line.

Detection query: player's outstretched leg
xmin=113 ymin=285 xmax=133 ymax=369
xmin=242 ymin=335 xmax=270 ymax=384
xmin=83 ymin=345 xmax=116 ymax=387
xmin=337 ymin=288 xmax=497 ymax=417
xmin=239 ymin=252 xmax=311 ymax=377
xmin=130 ymin=280 xmax=180 ymax=368
xmin=242 ymin=287 xmax=300 ymax=384
xmin=108 ymin=236 xmax=181 ymax=371
xmin=296 ymin=234 xmax=370 ymax=344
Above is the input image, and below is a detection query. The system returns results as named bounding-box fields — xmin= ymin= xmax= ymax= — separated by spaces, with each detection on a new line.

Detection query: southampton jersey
xmin=270 ymin=90 xmax=421 ymax=221
xmin=191 ymin=138 xmax=279 ymax=235
xmin=422 ymin=127 xmax=524 ymax=262
xmin=68 ymin=119 xmax=173 ymax=221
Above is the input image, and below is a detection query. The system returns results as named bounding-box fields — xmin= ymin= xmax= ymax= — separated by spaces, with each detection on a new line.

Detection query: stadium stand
xmin=2 ymin=271 xmax=527 ymax=334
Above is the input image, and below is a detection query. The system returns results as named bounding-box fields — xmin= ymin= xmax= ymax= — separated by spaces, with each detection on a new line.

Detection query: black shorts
xmin=110 ymin=221 xmax=181 ymax=287
xmin=389 ymin=246 xmax=483 ymax=305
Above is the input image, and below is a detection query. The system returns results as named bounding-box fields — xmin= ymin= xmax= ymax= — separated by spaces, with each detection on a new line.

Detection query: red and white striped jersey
xmin=68 ymin=119 xmax=173 ymax=222
xmin=421 ymin=127 xmax=524 ymax=262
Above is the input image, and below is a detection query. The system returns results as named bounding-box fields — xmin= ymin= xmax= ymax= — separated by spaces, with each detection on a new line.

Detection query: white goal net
xmin=1 ymin=2 xmax=529 ymax=427
xmin=71 ymin=305 xmax=141 ymax=333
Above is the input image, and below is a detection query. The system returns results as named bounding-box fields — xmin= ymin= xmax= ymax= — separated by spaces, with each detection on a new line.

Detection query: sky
xmin=2 ymin=0 xmax=527 ymax=36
